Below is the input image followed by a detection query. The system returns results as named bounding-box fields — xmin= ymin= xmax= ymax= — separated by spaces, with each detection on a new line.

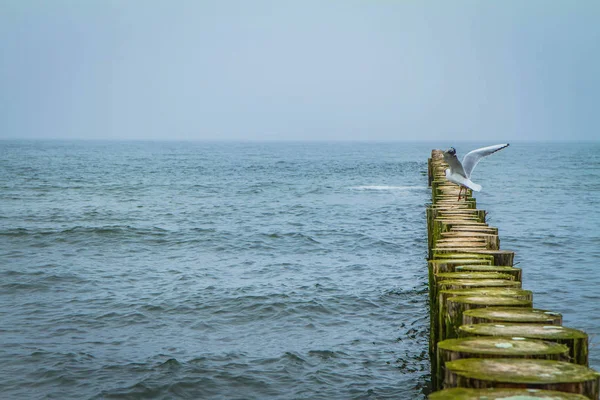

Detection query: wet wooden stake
xmin=453 ymin=265 xmax=522 ymax=281
xmin=435 ymin=337 xmax=569 ymax=391
xmin=428 ymin=387 xmax=591 ymax=399
xmin=442 ymin=295 xmax=532 ymax=342
xmin=430 ymin=273 xmax=515 ymax=314
xmin=462 ymin=307 xmax=562 ymax=326
xmin=459 ymin=323 xmax=589 ymax=366
xmin=444 ymin=358 xmax=600 ymax=399
xmin=429 ymin=287 xmax=533 ymax=385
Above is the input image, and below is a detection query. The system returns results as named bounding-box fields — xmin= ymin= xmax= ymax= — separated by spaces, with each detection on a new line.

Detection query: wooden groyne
xmin=426 ymin=149 xmax=600 ymax=399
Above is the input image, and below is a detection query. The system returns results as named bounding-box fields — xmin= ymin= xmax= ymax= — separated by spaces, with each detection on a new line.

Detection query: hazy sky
xmin=1 ymin=1 xmax=599 ymax=141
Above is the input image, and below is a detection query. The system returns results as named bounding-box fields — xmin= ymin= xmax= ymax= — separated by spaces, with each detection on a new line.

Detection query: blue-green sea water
xmin=1 ymin=141 xmax=598 ymax=399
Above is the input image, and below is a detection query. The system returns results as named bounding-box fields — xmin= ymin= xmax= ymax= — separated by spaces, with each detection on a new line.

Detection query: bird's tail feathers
xmin=468 ymin=182 xmax=482 ymax=192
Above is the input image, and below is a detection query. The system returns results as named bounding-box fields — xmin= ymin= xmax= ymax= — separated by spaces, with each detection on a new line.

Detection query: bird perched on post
xmin=443 ymin=144 xmax=509 ymax=200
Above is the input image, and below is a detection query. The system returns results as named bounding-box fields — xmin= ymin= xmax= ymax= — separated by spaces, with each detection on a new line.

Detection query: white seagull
xmin=442 ymin=144 xmax=509 ymax=200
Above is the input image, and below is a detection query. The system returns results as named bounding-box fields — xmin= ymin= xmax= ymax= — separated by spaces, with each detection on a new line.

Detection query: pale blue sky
xmin=1 ymin=1 xmax=598 ymax=141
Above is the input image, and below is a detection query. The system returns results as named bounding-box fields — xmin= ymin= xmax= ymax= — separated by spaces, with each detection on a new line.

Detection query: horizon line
xmin=1 ymin=138 xmax=599 ymax=144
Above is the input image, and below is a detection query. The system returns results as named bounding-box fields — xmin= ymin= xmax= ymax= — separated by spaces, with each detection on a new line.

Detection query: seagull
xmin=442 ymin=144 xmax=509 ymax=200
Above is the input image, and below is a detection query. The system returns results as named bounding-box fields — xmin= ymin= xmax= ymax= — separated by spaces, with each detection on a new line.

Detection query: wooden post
xmin=430 ymin=287 xmax=533 ymax=385
xmin=435 ymin=337 xmax=569 ymax=391
xmin=444 ymin=358 xmax=599 ymax=398
xmin=462 ymin=307 xmax=562 ymax=326
xmin=443 ymin=296 xmax=532 ymax=343
xmin=429 ymin=387 xmax=591 ymax=399
xmin=454 ymin=265 xmax=522 ymax=281
xmin=459 ymin=323 xmax=589 ymax=366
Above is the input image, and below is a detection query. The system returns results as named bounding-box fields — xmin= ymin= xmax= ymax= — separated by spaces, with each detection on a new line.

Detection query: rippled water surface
xmin=1 ymin=141 xmax=598 ymax=399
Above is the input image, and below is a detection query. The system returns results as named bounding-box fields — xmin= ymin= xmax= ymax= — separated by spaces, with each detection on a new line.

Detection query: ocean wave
xmin=349 ymin=185 xmax=426 ymax=191
xmin=0 ymin=226 xmax=170 ymax=238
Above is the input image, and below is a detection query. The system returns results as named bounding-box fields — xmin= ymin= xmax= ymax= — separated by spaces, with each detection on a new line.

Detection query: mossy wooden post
xmin=434 ymin=253 xmax=494 ymax=261
xmin=434 ymin=288 xmax=532 ymax=351
xmin=431 ymin=272 xmax=515 ymax=315
xmin=459 ymin=323 xmax=589 ymax=366
xmin=437 ymin=288 xmax=534 ymax=334
xmin=431 ymin=288 xmax=533 ymax=383
xmin=435 ymin=281 xmax=523 ymax=345
xmin=454 ymin=265 xmax=522 ymax=282
xmin=428 ymin=157 xmax=433 ymax=186
xmin=467 ymin=250 xmax=515 ymax=267
xmin=440 ymin=231 xmax=498 ymax=250
xmin=437 ymin=279 xmax=521 ymax=293
xmin=426 ymin=253 xmax=493 ymax=366
xmin=444 ymin=358 xmax=600 ymax=398
xmin=435 ymin=337 xmax=570 ymax=391
xmin=428 ymin=387 xmax=591 ymax=399
xmin=427 ymin=259 xmax=492 ymax=306
xmin=443 ymin=296 xmax=532 ymax=342
xmin=431 ymin=275 xmax=518 ymax=341
xmin=463 ymin=307 xmax=562 ymax=326
xmin=428 ymin=259 xmax=491 ymax=280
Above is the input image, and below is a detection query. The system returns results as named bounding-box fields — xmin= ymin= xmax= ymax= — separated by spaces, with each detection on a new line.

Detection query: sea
xmin=1 ymin=140 xmax=598 ymax=400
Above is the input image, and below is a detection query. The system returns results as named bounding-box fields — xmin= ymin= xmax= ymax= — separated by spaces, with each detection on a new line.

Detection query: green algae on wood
xmin=428 ymin=387 xmax=590 ymax=399
xmin=459 ymin=323 xmax=589 ymax=366
xmin=437 ymin=288 xmax=534 ymax=329
xmin=433 ymin=253 xmax=494 ymax=261
xmin=454 ymin=265 xmax=522 ymax=282
xmin=449 ymin=226 xmax=498 ymax=233
xmin=430 ymin=274 xmax=516 ymax=316
xmin=437 ymin=279 xmax=521 ymax=293
xmin=432 ymin=288 xmax=533 ymax=363
xmin=464 ymin=249 xmax=515 ymax=267
xmin=428 ymin=259 xmax=491 ymax=291
xmin=435 ymin=337 xmax=570 ymax=391
xmin=439 ymin=232 xmax=499 ymax=250
xmin=435 ymin=281 xmax=525 ymax=344
xmin=443 ymin=296 xmax=532 ymax=342
xmin=462 ymin=307 xmax=562 ymax=326
xmin=434 ymin=238 xmax=488 ymax=250
xmin=433 ymin=272 xmax=515 ymax=300
xmin=444 ymin=358 xmax=600 ymax=399
xmin=429 ymin=287 xmax=533 ymax=385
xmin=437 ymin=272 xmax=515 ymax=281
xmin=428 ymin=260 xmax=493 ymax=312
xmin=433 ymin=248 xmax=499 ymax=258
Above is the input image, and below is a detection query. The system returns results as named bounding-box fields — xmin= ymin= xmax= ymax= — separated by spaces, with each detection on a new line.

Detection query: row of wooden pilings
xmin=425 ymin=149 xmax=600 ymax=399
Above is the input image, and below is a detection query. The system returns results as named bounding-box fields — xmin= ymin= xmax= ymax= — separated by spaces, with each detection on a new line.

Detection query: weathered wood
xmin=459 ymin=323 xmax=589 ymax=366
xmin=430 ymin=287 xmax=534 ymax=383
xmin=437 ymin=279 xmax=521 ymax=293
xmin=428 ymin=259 xmax=493 ymax=309
xmin=433 ymin=253 xmax=494 ymax=260
xmin=462 ymin=307 xmax=562 ymax=326
xmin=431 ymin=273 xmax=515 ymax=313
xmin=464 ymin=249 xmax=515 ymax=266
xmin=454 ymin=265 xmax=522 ymax=281
xmin=435 ymin=289 xmax=534 ymax=345
xmin=450 ymin=226 xmax=498 ymax=234
xmin=435 ymin=337 xmax=569 ymax=391
xmin=439 ymin=232 xmax=499 ymax=250
xmin=444 ymin=358 xmax=600 ymax=398
xmin=443 ymin=296 xmax=532 ymax=342
xmin=429 ymin=387 xmax=590 ymax=399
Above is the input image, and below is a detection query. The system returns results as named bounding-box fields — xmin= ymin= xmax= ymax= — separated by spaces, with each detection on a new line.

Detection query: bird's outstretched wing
xmin=461 ymin=143 xmax=509 ymax=178
xmin=443 ymin=152 xmax=467 ymax=178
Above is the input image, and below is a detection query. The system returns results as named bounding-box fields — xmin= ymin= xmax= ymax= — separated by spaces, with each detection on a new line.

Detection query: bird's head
xmin=445 ymin=147 xmax=456 ymax=156
xmin=443 ymin=147 xmax=456 ymax=164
